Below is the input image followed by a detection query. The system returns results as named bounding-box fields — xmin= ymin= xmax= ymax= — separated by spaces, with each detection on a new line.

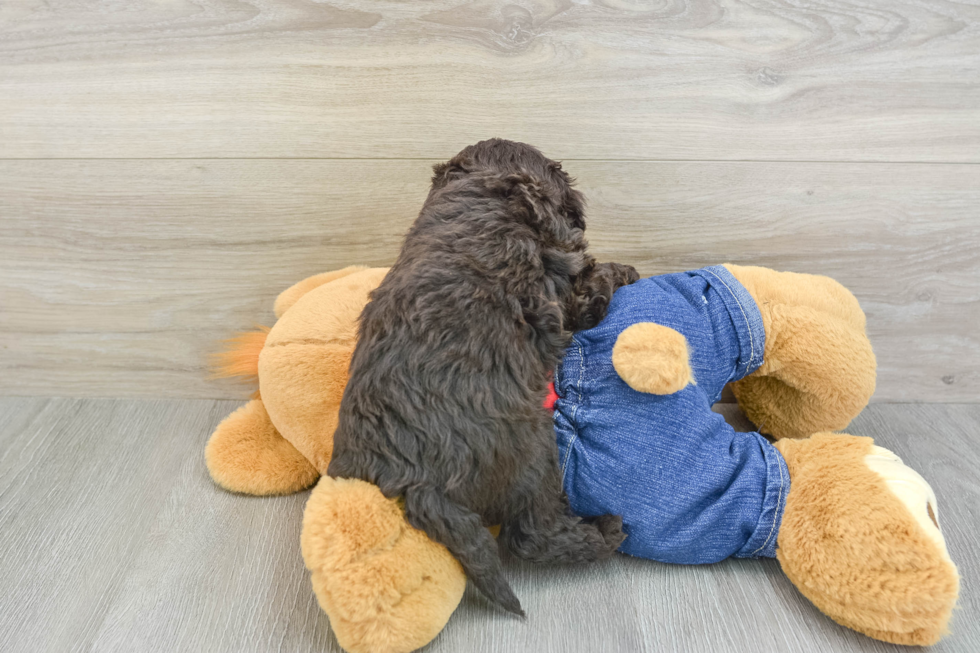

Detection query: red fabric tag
xmin=543 ymin=381 xmax=559 ymax=411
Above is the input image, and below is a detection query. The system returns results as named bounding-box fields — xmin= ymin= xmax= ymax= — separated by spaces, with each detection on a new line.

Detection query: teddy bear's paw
xmin=205 ymin=399 xmax=318 ymax=495
xmin=775 ymin=433 xmax=960 ymax=646
xmin=863 ymin=445 xmax=951 ymax=562
xmin=301 ymin=477 xmax=466 ymax=653
xmin=612 ymin=322 xmax=693 ymax=394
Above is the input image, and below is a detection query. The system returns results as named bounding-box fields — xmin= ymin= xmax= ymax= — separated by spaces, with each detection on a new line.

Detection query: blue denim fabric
xmin=553 ymin=266 xmax=789 ymax=563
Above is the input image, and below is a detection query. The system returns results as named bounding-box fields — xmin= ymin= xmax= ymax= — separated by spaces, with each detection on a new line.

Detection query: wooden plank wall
xmin=1 ymin=0 xmax=978 ymax=401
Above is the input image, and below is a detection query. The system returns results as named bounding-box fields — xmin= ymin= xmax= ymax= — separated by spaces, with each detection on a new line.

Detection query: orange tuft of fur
xmin=210 ymin=326 xmax=270 ymax=389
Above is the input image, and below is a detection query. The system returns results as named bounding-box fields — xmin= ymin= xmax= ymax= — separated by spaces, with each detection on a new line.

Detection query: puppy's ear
xmin=492 ymin=172 xmax=577 ymax=242
xmin=431 ymin=155 xmax=473 ymax=188
xmin=549 ymin=161 xmax=586 ymax=231
xmin=562 ymin=187 xmax=586 ymax=232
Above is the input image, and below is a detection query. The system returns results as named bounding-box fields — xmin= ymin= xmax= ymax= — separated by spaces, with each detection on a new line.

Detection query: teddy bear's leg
xmin=205 ymin=398 xmax=319 ymax=495
xmin=273 ymin=265 xmax=370 ymax=318
xmin=302 ymin=476 xmax=467 ymax=653
xmin=775 ymin=433 xmax=959 ymax=646
xmin=725 ymin=264 xmax=876 ymax=439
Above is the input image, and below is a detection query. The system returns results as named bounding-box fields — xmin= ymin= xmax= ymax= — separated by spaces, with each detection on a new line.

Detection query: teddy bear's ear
xmin=273 ymin=266 xmax=370 ymax=318
xmin=613 ymin=323 xmax=694 ymax=395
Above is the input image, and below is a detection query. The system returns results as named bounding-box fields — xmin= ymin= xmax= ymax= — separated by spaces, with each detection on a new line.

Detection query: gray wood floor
xmin=1 ymin=398 xmax=976 ymax=653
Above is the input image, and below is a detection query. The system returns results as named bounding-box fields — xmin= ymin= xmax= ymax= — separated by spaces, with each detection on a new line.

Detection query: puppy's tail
xmin=403 ymin=484 xmax=524 ymax=617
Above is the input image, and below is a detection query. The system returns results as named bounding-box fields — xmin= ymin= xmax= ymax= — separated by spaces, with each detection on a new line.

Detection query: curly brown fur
xmin=328 ymin=139 xmax=637 ymax=616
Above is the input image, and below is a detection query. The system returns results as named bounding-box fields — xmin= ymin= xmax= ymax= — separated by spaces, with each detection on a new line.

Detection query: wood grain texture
xmin=0 ymin=399 xmax=976 ymax=652
xmin=2 ymin=159 xmax=978 ymax=401
xmin=1 ymin=0 xmax=979 ymax=160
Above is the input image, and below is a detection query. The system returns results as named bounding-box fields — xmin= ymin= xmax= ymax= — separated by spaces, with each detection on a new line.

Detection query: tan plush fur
xmin=207 ymin=267 xmax=470 ymax=651
xmin=273 ymin=265 xmax=369 ymax=319
xmin=725 ymin=264 xmax=877 ymax=439
xmin=210 ymin=326 xmax=270 ymax=392
xmin=775 ymin=434 xmax=959 ymax=646
xmin=206 ymin=268 xmax=388 ymax=489
xmin=302 ymin=477 xmax=467 ymax=653
xmin=612 ymin=322 xmax=693 ymax=394
xmin=261 ymin=266 xmax=389 ymax=474
xmin=205 ymin=398 xmax=319 ymax=495
xmin=205 ymin=264 xmax=955 ymax=651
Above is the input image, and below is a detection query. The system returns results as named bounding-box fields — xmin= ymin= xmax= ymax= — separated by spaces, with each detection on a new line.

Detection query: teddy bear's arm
xmin=302 ymin=477 xmax=467 ymax=653
xmin=273 ymin=266 xmax=370 ymax=318
xmin=612 ymin=322 xmax=694 ymax=394
xmin=205 ymin=398 xmax=319 ymax=495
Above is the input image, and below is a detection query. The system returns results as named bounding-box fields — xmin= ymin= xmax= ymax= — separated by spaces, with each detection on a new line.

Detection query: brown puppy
xmin=328 ymin=139 xmax=637 ymax=615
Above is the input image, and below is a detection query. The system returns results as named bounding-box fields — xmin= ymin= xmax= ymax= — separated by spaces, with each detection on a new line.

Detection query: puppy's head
xmin=430 ymin=139 xmax=586 ymax=242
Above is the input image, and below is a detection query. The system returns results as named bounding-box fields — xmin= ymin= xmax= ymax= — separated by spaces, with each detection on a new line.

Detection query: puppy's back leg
xmin=502 ymin=448 xmax=625 ymax=563
xmin=403 ymin=484 xmax=525 ymax=617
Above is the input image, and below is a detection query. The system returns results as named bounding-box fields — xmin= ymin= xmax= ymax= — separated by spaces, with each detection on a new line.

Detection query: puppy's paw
xmin=569 ymin=263 xmax=638 ymax=332
xmin=591 ymin=513 xmax=626 ymax=553
xmin=605 ymin=262 xmax=640 ymax=288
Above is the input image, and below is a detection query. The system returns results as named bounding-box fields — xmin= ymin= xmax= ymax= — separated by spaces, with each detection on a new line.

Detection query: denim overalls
xmin=553 ymin=266 xmax=790 ymax=563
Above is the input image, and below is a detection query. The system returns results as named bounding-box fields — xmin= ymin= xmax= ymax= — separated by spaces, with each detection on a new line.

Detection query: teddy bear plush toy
xmin=206 ymin=264 xmax=959 ymax=653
